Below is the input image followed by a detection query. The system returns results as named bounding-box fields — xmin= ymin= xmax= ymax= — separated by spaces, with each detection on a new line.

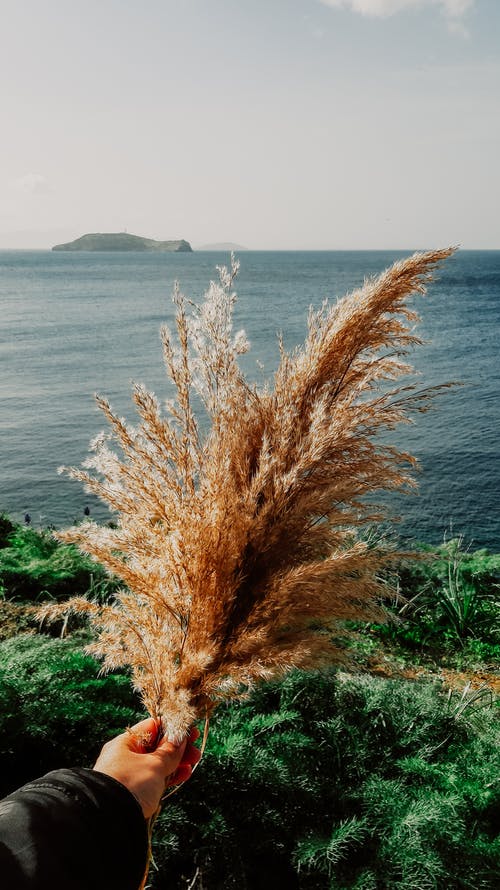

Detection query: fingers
xmin=126 ymin=717 xmax=162 ymax=753
xmin=164 ymin=726 xmax=202 ymax=786
xmin=167 ymin=764 xmax=192 ymax=786
xmin=181 ymin=742 xmax=202 ymax=768
xmin=189 ymin=726 xmax=201 ymax=743
xmin=173 ymin=727 xmax=201 ymax=770
xmin=125 ymin=718 xmax=202 ymax=765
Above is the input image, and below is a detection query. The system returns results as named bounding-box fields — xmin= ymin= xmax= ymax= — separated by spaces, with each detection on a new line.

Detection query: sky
xmin=0 ymin=0 xmax=498 ymax=249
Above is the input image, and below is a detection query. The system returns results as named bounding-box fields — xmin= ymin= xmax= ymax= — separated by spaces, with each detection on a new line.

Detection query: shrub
xmin=147 ymin=671 xmax=499 ymax=889
xmin=0 ymin=523 xmax=118 ymax=602
xmin=375 ymin=538 xmax=500 ymax=652
xmin=0 ymin=640 xmax=497 ymax=887
xmin=0 ymin=634 xmax=139 ymax=795
xmin=0 ymin=513 xmax=16 ymax=549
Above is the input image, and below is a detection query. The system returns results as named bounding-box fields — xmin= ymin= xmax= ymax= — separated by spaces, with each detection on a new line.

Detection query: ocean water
xmin=0 ymin=249 xmax=498 ymax=550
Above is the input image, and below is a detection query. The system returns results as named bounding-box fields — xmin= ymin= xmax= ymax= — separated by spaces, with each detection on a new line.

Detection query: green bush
xmin=148 ymin=671 xmax=499 ymax=889
xmin=0 ymin=634 xmax=140 ymax=795
xmin=0 ymin=523 xmax=118 ymax=602
xmin=454 ymin=638 xmax=500 ymax=666
xmin=0 ymin=513 xmax=16 ymax=549
xmin=0 ymin=515 xmax=498 ymax=887
xmin=375 ymin=538 xmax=500 ymax=653
xmin=0 ymin=634 xmax=498 ymax=888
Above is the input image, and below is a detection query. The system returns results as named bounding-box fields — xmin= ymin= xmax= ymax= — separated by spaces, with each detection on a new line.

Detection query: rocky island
xmin=197 ymin=242 xmax=249 ymax=251
xmin=52 ymin=232 xmax=192 ymax=252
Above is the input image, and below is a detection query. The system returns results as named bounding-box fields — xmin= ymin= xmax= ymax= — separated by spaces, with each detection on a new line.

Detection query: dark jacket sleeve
xmin=0 ymin=768 xmax=149 ymax=890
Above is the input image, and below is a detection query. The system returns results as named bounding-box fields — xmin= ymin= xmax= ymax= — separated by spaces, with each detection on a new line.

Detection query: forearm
xmin=0 ymin=768 xmax=148 ymax=890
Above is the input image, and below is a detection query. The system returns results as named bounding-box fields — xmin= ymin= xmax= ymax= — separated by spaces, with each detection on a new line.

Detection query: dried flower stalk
xmin=40 ymin=248 xmax=455 ymax=741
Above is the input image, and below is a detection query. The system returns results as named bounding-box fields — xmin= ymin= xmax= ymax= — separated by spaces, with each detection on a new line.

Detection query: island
xmin=52 ymin=232 xmax=193 ymax=252
xmin=197 ymin=242 xmax=248 ymax=251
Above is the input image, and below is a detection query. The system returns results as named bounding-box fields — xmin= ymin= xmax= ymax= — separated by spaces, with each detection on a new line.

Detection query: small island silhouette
xmin=197 ymin=242 xmax=248 ymax=251
xmin=52 ymin=232 xmax=192 ymax=252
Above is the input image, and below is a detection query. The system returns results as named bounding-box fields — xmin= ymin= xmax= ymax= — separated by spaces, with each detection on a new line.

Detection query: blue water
xmin=1 ymin=249 xmax=498 ymax=549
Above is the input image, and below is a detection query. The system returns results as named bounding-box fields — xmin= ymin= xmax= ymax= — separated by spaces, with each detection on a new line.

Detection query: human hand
xmin=93 ymin=717 xmax=201 ymax=819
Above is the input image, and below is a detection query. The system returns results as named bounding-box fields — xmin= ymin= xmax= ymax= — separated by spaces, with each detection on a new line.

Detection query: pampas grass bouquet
xmin=41 ymin=247 xmax=454 ymax=748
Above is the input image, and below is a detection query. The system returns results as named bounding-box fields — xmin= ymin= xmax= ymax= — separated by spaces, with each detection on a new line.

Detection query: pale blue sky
xmin=0 ymin=0 xmax=498 ymax=248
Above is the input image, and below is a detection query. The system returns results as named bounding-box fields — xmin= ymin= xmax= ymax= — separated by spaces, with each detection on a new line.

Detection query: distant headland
xmin=197 ymin=242 xmax=248 ymax=251
xmin=52 ymin=232 xmax=193 ymax=252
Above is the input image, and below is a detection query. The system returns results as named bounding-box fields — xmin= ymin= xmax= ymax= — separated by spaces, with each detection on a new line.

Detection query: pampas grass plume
xmin=39 ymin=248 xmax=455 ymax=742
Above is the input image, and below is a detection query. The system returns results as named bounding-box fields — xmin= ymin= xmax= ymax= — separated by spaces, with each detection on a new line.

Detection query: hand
xmin=93 ymin=717 xmax=201 ymax=818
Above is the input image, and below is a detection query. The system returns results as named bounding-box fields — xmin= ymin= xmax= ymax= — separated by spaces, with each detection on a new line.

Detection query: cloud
xmin=11 ymin=173 xmax=50 ymax=196
xmin=319 ymin=0 xmax=474 ymax=32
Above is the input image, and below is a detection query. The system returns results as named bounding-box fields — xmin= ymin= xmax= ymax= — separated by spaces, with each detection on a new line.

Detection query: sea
xmin=0 ymin=249 xmax=498 ymax=550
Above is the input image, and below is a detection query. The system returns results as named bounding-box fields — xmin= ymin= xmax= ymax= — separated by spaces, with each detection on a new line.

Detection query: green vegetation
xmin=153 ymin=671 xmax=499 ymax=889
xmin=0 ymin=515 xmax=119 ymax=602
xmin=0 ymin=638 xmax=497 ymax=888
xmin=369 ymin=537 xmax=500 ymax=666
xmin=0 ymin=516 xmax=498 ymax=888
xmin=0 ymin=635 xmax=139 ymax=795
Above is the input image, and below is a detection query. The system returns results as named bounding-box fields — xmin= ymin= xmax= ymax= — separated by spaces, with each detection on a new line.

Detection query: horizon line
xmin=1 ymin=246 xmax=498 ymax=253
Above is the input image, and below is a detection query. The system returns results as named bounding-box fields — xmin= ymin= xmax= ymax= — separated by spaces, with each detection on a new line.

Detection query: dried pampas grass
xmin=40 ymin=248 xmax=455 ymax=742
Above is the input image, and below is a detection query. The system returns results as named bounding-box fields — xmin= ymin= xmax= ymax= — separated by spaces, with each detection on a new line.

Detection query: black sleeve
xmin=0 ymin=768 xmax=149 ymax=890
